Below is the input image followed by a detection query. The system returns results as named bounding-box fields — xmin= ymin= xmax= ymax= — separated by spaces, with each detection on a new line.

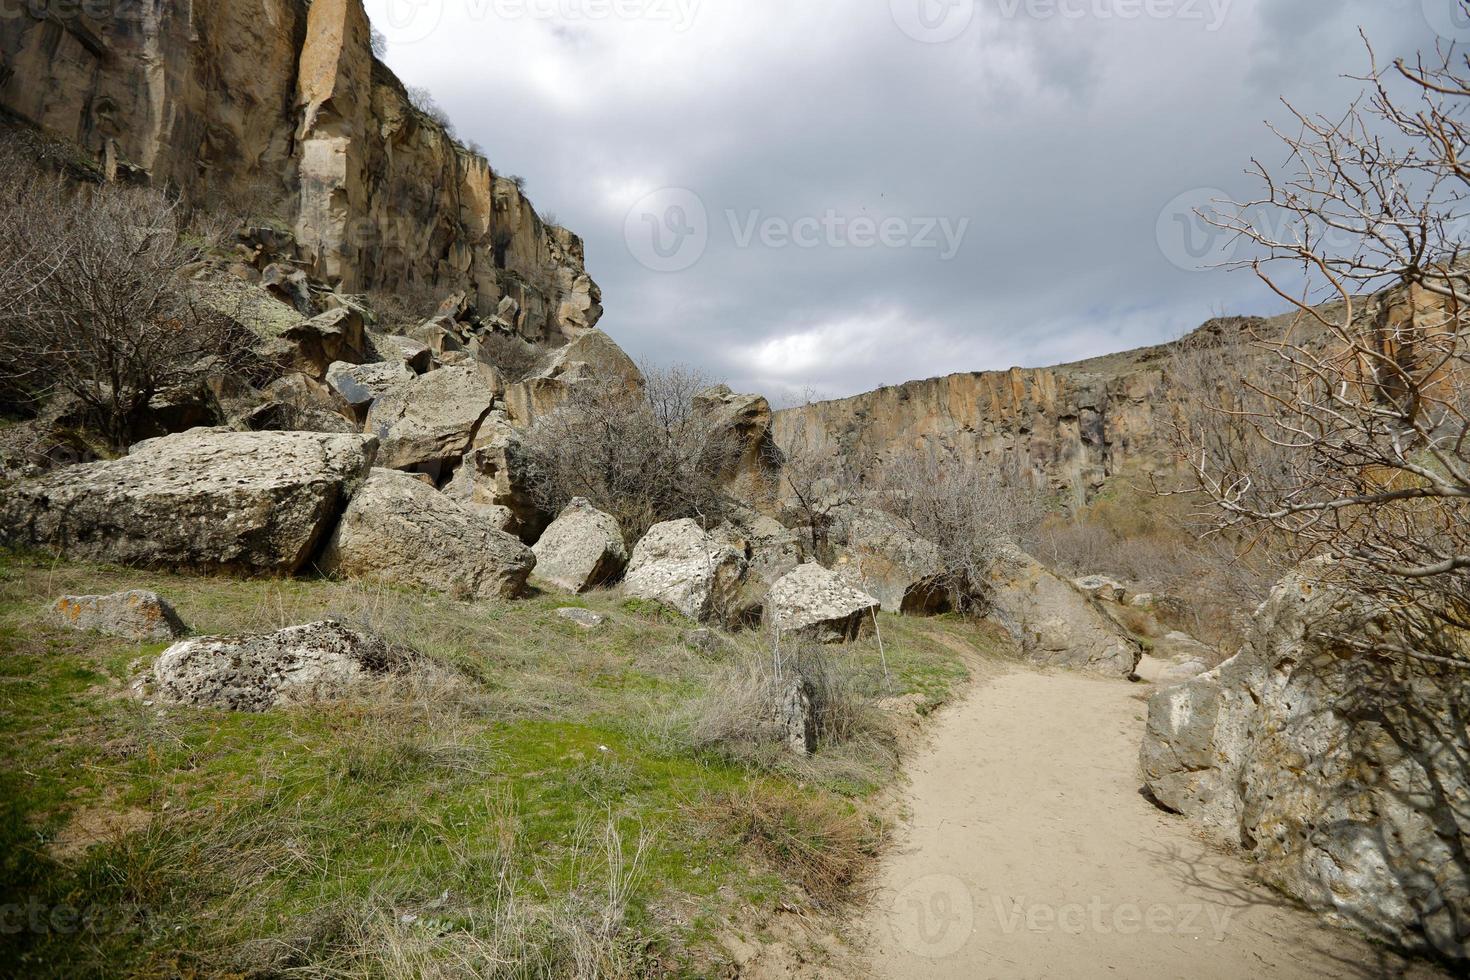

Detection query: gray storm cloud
xmin=367 ymin=0 xmax=1448 ymax=401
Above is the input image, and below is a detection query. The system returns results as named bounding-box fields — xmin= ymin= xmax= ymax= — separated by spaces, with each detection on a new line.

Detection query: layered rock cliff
xmin=0 ymin=0 xmax=599 ymax=346
xmin=772 ymin=312 xmax=1288 ymax=507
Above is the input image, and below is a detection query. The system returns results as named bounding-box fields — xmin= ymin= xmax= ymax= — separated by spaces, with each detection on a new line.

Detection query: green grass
xmin=0 ymin=552 xmax=1007 ymax=977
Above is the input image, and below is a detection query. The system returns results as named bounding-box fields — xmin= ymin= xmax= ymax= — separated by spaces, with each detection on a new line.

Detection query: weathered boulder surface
xmin=982 ymin=543 xmax=1142 ymax=678
xmin=0 ymin=429 xmax=376 ymax=574
xmin=1073 ymin=575 xmax=1129 ymax=604
xmin=717 ymin=507 xmax=806 ymax=585
xmin=1141 ymin=561 xmax=1470 ymax=960
xmin=531 ymin=499 xmax=627 ymax=593
xmin=51 ymin=591 xmax=186 ymax=642
xmin=443 ymin=412 xmax=545 ymax=539
xmin=693 ymin=385 xmax=781 ymax=505
xmin=505 ymin=330 xmax=645 ymax=426
xmin=767 ymin=563 xmax=879 ymax=644
xmin=153 ymin=621 xmax=409 ymax=711
xmin=327 ymin=359 xmax=414 ymax=414
xmin=365 ymin=365 xmax=499 ymax=472
xmin=318 ymin=469 xmax=535 ymax=600
xmin=623 ymin=519 xmax=749 ymax=624
xmin=259 ymin=308 xmax=368 ymax=379
xmin=557 ymin=608 xmax=607 ymax=629
xmin=827 ymin=506 xmax=952 ymax=614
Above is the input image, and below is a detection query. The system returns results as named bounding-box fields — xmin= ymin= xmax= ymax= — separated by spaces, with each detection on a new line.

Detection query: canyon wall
xmin=772 ymin=315 xmax=1281 ymax=507
xmin=0 ymin=0 xmax=599 ymax=345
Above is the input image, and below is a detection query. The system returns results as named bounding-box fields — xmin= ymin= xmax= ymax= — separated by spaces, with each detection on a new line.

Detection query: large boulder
xmin=443 ymin=412 xmax=546 ymax=539
xmin=50 ymin=590 xmax=186 ymax=642
xmin=259 ymin=308 xmax=369 ymax=379
xmin=319 ymin=469 xmax=535 ymax=600
xmin=718 ymin=506 xmax=806 ymax=585
xmin=767 ymin=563 xmax=879 ymax=644
xmin=326 ymin=359 xmax=415 ymax=416
xmin=505 ymin=330 xmax=644 ymax=427
xmin=531 ymin=498 xmax=627 ymax=593
xmin=153 ymin=621 xmax=409 ymax=712
xmin=692 ymin=385 xmax=781 ymax=506
xmin=0 ymin=429 xmax=376 ymax=574
xmin=1141 ymin=561 xmax=1470 ymax=960
xmin=982 ymin=542 xmax=1142 ymax=678
xmin=826 ymin=506 xmax=953 ymax=614
xmin=365 ymin=364 xmax=499 ymax=473
xmin=623 ymin=519 xmax=749 ymax=624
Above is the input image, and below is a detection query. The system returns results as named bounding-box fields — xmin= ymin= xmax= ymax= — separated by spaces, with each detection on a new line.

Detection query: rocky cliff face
xmin=772 ymin=315 xmax=1280 ymax=507
xmin=0 ymin=0 xmax=600 ymax=346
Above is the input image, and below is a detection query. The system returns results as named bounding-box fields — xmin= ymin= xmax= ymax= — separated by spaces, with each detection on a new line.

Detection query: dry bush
xmin=683 ymin=636 xmax=873 ymax=755
xmin=364 ymin=279 xmax=447 ymax=332
xmin=520 ymin=365 xmax=744 ymax=544
xmin=872 ymin=449 xmax=1049 ymax=609
xmin=692 ymin=785 xmax=879 ymax=912
xmin=766 ymin=413 xmax=863 ymax=554
xmin=0 ymin=153 xmax=253 ymax=449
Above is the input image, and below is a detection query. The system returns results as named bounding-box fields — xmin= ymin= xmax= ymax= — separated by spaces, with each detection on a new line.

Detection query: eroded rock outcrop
xmin=1141 ymin=561 xmax=1470 ymax=959
xmin=0 ymin=0 xmax=599 ymax=346
xmin=319 ymin=469 xmax=535 ymax=600
xmin=154 ymin=621 xmax=409 ymax=711
xmin=365 ymin=364 xmax=499 ymax=473
xmin=982 ymin=543 xmax=1142 ymax=678
xmin=826 ymin=506 xmax=952 ymax=614
xmin=505 ymin=329 xmax=645 ymax=426
xmin=0 ymin=429 xmax=376 ymax=574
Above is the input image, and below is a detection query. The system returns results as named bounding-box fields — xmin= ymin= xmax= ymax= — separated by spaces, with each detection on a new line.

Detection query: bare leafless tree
xmin=0 ymin=158 xmax=252 ymax=450
xmin=519 ymin=366 xmax=744 ymax=544
xmin=765 ymin=413 xmax=861 ymax=555
xmin=1182 ymin=21 xmax=1470 ymax=666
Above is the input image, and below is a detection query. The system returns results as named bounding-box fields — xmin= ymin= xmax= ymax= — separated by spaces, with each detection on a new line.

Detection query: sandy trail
xmin=860 ymin=661 xmax=1444 ymax=979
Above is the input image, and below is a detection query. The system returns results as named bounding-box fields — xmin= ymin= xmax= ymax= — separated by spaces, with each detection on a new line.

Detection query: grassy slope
xmin=0 ymin=552 xmax=1007 ymax=978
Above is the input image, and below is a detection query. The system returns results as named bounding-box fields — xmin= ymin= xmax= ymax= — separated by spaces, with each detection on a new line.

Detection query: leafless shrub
xmin=1182 ymin=22 xmax=1470 ymax=667
xmin=406 ymin=85 xmax=456 ymax=138
xmin=520 ymin=365 xmax=744 ymax=544
xmin=0 ymin=157 xmax=254 ymax=449
xmin=871 ymin=449 xmax=1049 ymax=609
xmin=684 ymin=635 xmax=872 ymax=755
xmin=766 ymin=413 xmax=862 ymax=554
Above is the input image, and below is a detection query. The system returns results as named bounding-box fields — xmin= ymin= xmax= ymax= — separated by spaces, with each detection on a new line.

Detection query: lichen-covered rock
xmin=982 ymin=543 xmax=1141 ymax=678
xmin=365 ymin=365 xmax=499 ymax=472
xmin=0 ymin=429 xmax=376 ymax=574
xmin=327 ymin=359 xmax=414 ymax=413
xmin=50 ymin=591 xmax=186 ymax=642
xmin=504 ymin=330 xmax=644 ymax=426
xmin=767 ymin=563 xmax=879 ymax=644
xmin=774 ymin=677 xmax=816 ymax=755
xmin=827 ymin=506 xmax=953 ymax=614
xmin=318 ymin=469 xmax=535 ymax=600
xmin=1073 ymin=575 xmax=1128 ymax=604
xmin=369 ymin=332 xmax=433 ymax=373
xmin=531 ymin=499 xmax=627 ymax=593
xmin=623 ymin=519 xmax=749 ymax=624
xmin=153 ymin=621 xmax=409 ymax=711
xmin=557 ymin=608 xmax=607 ymax=629
xmin=717 ymin=507 xmax=806 ymax=585
xmin=1141 ymin=560 xmax=1470 ymax=960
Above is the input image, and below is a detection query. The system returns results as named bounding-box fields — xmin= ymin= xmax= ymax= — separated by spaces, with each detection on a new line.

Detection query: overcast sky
xmin=366 ymin=0 xmax=1453 ymax=403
